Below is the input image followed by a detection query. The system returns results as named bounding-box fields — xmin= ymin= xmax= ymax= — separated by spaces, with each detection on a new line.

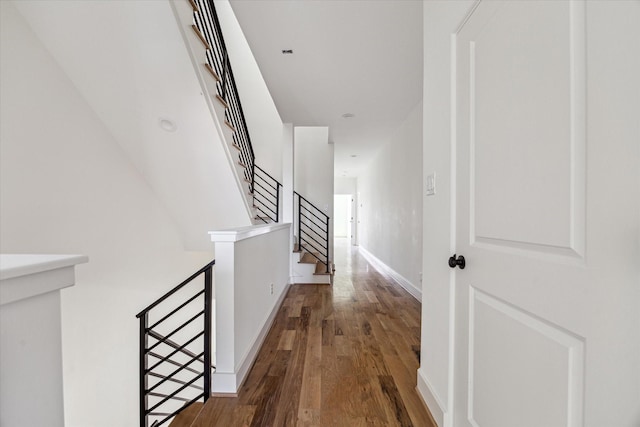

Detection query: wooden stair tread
xmin=314 ymin=261 xmax=331 ymax=275
xmin=168 ymin=401 xmax=204 ymax=427
xmin=191 ymin=25 xmax=211 ymax=51
xmin=224 ymin=120 xmax=236 ymax=132
xmin=216 ymin=94 xmax=229 ymax=109
xmin=204 ymin=63 xmax=220 ymax=81
xmin=299 ymin=252 xmax=317 ymax=264
xmin=188 ymin=0 xmax=198 ymax=12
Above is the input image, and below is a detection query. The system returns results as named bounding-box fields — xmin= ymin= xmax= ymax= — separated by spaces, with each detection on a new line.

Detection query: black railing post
xmin=139 ymin=313 xmax=148 ymax=427
xmin=203 ymin=266 xmax=213 ymax=402
xmin=326 ymin=216 xmax=330 ymax=273
xmin=297 ymin=194 xmax=302 ymax=249
xmin=276 ymin=184 xmax=280 ymax=223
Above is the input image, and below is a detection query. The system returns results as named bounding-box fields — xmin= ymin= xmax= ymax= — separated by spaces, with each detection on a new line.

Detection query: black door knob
xmin=448 ymin=254 xmax=466 ymax=269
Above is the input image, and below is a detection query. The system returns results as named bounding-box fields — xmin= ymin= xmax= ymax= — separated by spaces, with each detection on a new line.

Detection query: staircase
xmin=291 ymin=191 xmax=332 ymax=284
xmin=136 ymin=1 xmax=333 ymax=424
xmin=292 ymin=243 xmax=333 ymax=284
xmin=177 ymin=0 xmax=281 ymax=225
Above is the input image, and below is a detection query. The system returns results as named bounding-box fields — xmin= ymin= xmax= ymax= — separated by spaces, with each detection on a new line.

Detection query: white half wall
xmin=419 ymin=2 xmax=474 ymax=426
xmin=357 ymin=102 xmax=423 ymax=291
xmin=209 ymin=223 xmax=291 ymax=394
xmin=0 ymin=255 xmax=87 ymax=427
xmin=0 ymin=3 xmax=213 ymax=426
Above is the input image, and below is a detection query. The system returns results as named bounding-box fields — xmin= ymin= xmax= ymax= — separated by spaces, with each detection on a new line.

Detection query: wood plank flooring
xmin=192 ymin=239 xmax=435 ymax=426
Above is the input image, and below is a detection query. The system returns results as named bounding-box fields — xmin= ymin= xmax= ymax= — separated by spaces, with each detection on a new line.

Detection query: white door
xmin=453 ymin=1 xmax=639 ymax=427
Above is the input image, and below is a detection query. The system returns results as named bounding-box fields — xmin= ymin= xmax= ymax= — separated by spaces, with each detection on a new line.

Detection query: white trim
xmin=0 ymin=254 xmax=88 ymax=281
xmin=417 ymin=368 xmax=446 ymax=427
xmin=358 ymin=246 xmax=421 ymax=300
xmin=467 ymin=287 xmax=585 ymax=427
xmin=448 ymin=30 xmax=459 ymax=427
xmin=209 ymin=222 xmax=291 ymax=242
xmin=0 ymin=254 xmax=88 ymax=305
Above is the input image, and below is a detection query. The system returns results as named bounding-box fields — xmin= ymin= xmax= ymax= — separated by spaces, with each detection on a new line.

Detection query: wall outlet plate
xmin=426 ymin=172 xmax=436 ymax=196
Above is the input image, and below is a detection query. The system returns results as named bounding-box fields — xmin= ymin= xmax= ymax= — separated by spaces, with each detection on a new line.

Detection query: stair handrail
xmin=294 ymin=191 xmax=330 ymax=273
xmin=192 ymin=0 xmax=256 ymax=199
xmin=136 ymin=260 xmax=215 ymax=427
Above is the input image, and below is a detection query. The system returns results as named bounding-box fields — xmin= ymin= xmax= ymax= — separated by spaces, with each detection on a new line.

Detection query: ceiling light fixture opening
xmin=342 ymin=113 xmax=355 ymax=119
xmin=350 ymin=154 xmax=357 ymax=158
xmin=159 ymin=118 xmax=177 ymax=133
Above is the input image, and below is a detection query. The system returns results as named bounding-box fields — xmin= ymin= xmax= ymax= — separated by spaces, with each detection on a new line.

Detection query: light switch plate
xmin=426 ymin=172 xmax=436 ymax=196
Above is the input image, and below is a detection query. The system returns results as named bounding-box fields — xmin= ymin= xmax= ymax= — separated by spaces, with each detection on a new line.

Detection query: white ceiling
xmin=229 ymin=0 xmax=424 ymax=177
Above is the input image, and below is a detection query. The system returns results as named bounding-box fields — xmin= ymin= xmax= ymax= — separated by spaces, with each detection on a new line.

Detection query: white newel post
xmin=0 ymin=254 xmax=88 ymax=427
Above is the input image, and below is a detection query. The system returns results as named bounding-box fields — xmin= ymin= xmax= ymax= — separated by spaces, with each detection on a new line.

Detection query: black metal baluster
xmin=139 ymin=313 xmax=148 ymax=427
xmin=203 ymin=266 xmax=212 ymax=402
xmin=326 ymin=216 xmax=330 ymax=272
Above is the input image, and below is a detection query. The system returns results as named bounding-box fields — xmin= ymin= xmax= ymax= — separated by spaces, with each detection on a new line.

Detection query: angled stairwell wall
xmin=216 ymin=0 xmax=285 ymax=184
xmin=171 ymin=0 xmax=286 ymax=226
xmin=0 ymin=3 xmax=214 ymax=426
xmin=13 ymin=0 xmax=253 ymax=252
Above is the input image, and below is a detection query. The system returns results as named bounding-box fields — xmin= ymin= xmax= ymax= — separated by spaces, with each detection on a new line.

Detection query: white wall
xmin=217 ymin=0 xmax=284 ymax=181
xmin=334 ymin=177 xmax=357 ymax=195
xmin=294 ymin=127 xmax=334 ymax=261
xmin=418 ymin=2 xmax=474 ymax=425
xmin=13 ymin=0 xmax=252 ymax=251
xmin=357 ymin=102 xmax=423 ymax=293
xmin=0 ymin=3 xmax=213 ymax=425
xmin=210 ymin=223 xmax=290 ymax=393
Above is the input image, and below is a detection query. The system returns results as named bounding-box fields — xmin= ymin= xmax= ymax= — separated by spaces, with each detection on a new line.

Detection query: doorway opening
xmin=333 ymin=194 xmax=352 ymax=243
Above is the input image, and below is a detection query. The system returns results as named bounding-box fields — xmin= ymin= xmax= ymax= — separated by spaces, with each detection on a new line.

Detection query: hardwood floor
xmin=192 ymin=239 xmax=435 ymax=426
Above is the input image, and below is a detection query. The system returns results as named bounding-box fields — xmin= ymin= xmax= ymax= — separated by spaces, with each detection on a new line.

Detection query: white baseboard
xmin=417 ymin=368 xmax=446 ymax=427
xmin=358 ymin=246 xmax=421 ymax=300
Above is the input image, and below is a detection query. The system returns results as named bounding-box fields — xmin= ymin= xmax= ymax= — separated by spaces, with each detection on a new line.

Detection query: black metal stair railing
xmin=191 ymin=1 xmax=255 ymax=197
xmin=136 ymin=260 xmax=214 ymax=427
xmin=294 ymin=191 xmax=330 ymax=273
xmin=253 ymin=165 xmax=282 ymax=223
xmin=191 ymin=0 xmax=285 ymax=222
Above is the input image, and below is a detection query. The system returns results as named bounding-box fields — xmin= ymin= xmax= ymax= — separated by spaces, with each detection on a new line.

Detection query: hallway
xmin=189 ymin=238 xmax=434 ymax=426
